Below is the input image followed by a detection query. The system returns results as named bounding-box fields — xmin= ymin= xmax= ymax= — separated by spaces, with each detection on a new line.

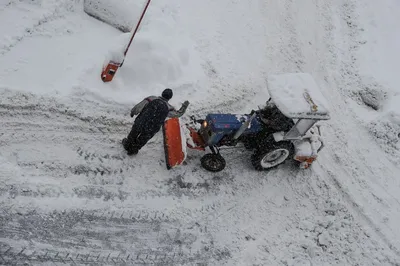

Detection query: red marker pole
xmin=101 ymin=0 xmax=152 ymax=82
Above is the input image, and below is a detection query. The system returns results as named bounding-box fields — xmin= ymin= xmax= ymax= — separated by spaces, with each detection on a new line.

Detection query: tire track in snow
xmin=0 ymin=208 xmax=220 ymax=265
xmin=282 ymin=0 xmax=306 ymax=72
xmin=333 ymin=0 xmax=367 ymax=99
xmin=273 ymin=0 xmax=400 ymax=259
xmin=1 ymin=106 xmax=158 ymax=187
xmin=0 ymin=98 xmax=132 ymax=181
xmin=319 ymin=154 xmax=400 ymax=257
xmin=315 ymin=93 xmax=400 ymax=256
xmin=0 ymin=90 xmax=232 ymax=265
xmin=274 ymin=165 xmax=399 ymax=265
xmin=313 ymin=0 xmax=400 ymax=257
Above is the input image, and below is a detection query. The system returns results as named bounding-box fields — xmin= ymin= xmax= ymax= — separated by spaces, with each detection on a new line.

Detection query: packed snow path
xmin=1 ymin=0 xmax=400 ymax=265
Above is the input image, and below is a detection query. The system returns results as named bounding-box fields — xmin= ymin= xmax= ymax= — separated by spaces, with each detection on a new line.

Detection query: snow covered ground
xmin=1 ymin=0 xmax=399 ymax=265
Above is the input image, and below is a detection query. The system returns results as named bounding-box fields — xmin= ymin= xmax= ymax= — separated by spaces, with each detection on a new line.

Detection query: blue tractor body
xmin=200 ymin=114 xmax=263 ymax=146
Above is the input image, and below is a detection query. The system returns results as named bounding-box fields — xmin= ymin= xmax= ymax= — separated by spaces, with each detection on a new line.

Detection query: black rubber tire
xmin=200 ymin=154 xmax=226 ymax=172
xmin=251 ymin=141 xmax=294 ymax=171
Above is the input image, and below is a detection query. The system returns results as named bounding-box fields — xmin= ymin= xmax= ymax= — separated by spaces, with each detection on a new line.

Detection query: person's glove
xmin=178 ymin=100 xmax=190 ymax=115
xmin=130 ymin=106 xmax=136 ymax=118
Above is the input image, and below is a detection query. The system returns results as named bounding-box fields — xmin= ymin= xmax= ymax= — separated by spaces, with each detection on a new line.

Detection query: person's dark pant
xmin=123 ymin=124 xmax=158 ymax=154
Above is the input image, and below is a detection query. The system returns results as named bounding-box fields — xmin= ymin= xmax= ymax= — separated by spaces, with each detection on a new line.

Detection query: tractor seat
xmin=258 ymin=106 xmax=295 ymax=132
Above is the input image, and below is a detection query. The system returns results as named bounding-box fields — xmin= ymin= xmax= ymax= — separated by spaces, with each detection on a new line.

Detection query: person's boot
xmin=122 ymin=138 xmax=139 ymax=155
xmin=127 ymin=148 xmax=138 ymax=156
xmin=122 ymin=138 xmax=129 ymax=150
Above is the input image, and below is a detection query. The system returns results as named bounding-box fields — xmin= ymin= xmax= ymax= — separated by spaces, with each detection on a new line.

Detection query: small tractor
xmin=163 ymin=73 xmax=331 ymax=172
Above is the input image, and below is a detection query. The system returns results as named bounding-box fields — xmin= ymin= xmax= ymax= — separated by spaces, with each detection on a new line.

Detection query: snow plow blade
xmin=163 ymin=118 xmax=187 ymax=169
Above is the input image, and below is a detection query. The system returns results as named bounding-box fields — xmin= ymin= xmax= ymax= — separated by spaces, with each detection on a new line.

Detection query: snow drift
xmin=349 ymin=0 xmax=400 ymax=164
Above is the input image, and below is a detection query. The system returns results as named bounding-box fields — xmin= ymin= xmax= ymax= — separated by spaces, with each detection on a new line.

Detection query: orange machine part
xmin=295 ymin=155 xmax=317 ymax=163
xmin=163 ymin=118 xmax=186 ymax=169
xmin=187 ymin=127 xmax=206 ymax=151
xmin=101 ymin=61 xmax=121 ymax=82
xmin=294 ymin=155 xmax=317 ymax=169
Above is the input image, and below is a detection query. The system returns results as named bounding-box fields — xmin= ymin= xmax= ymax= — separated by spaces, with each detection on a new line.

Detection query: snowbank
xmin=359 ymin=83 xmax=388 ymax=111
xmin=83 ymin=0 xmax=145 ymax=32
xmin=79 ymin=1 xmax=207 ymax=106
xmin=0 ymin=0 xmax=206 ymax=107
xmin=367 ymin=93 xmax=400 ymax=162
xmin=354 ymin=0 xmax=400 ymax=162
xmin=102 ymin=32 xmax=130 ymax=64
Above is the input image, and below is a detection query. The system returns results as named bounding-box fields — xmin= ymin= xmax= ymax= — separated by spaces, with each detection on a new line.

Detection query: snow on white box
xmin=266 ymin=73 xmax=331 ymax=120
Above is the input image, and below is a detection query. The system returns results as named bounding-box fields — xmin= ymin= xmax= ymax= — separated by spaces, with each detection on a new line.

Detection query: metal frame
xmin=283 ymin=119 xmax=318 ymax=140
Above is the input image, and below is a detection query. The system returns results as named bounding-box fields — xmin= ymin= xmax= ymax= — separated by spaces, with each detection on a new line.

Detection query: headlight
xmin=202 ymin=120 xmax=208 ymax=128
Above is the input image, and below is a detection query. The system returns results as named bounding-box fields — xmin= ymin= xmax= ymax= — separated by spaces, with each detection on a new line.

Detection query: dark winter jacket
xmin=133 ymin=98 xmax=169 ymax=133
xmin=130 ymin=96 xmax=189 ymax=133
xmin=131 ymin=96 xmax=189 ymax=119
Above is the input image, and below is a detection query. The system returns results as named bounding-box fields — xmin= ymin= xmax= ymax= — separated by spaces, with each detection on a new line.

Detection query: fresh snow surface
xmin=1 ymin=0 xmax=400 ymax=265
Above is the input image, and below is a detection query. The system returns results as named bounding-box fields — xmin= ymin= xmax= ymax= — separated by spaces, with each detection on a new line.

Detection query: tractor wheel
xmin=200 ymin=154 xmax=226 ymax=172
xmin=251 ymin=141 xmax=294 ymax=171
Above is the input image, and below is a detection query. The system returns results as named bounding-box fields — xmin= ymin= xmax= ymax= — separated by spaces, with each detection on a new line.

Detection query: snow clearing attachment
xmin=163 ymin=118 xmax=187 ymax=169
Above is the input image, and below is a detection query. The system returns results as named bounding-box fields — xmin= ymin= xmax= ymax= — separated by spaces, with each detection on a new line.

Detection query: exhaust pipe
xmin=233 ymin=112 xmax=257 ymax=140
